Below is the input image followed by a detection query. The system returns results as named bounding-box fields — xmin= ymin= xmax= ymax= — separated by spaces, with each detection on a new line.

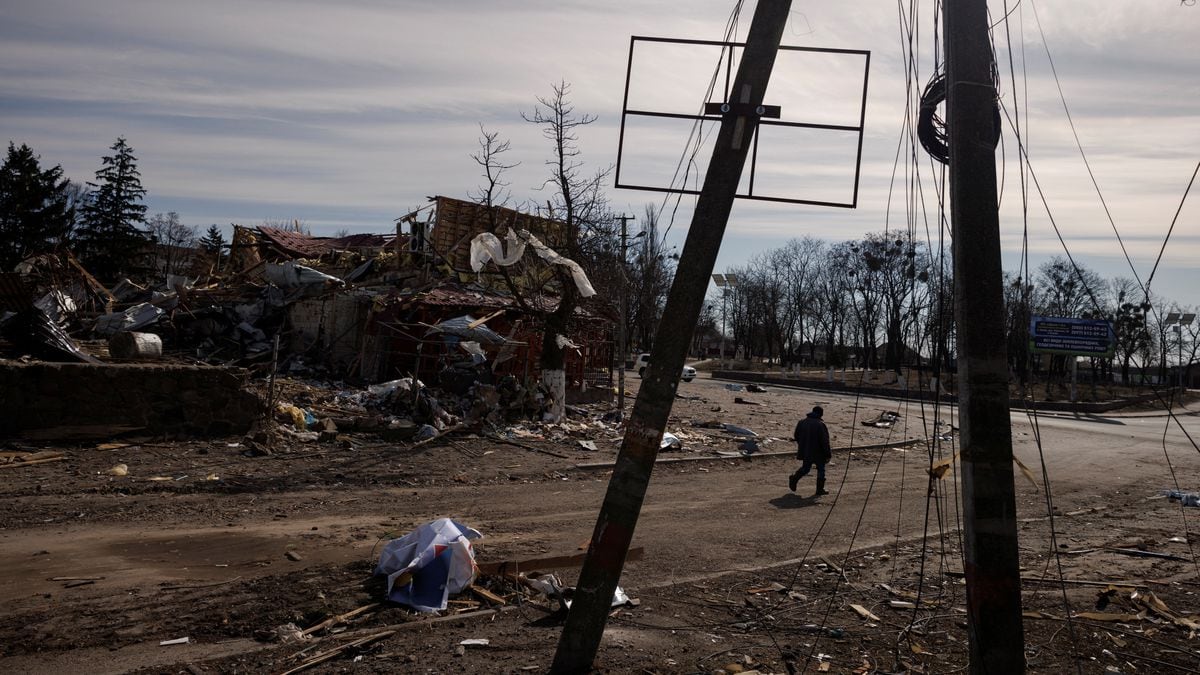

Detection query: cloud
xmin=0 ymin=0 xmax=1196 ymax=300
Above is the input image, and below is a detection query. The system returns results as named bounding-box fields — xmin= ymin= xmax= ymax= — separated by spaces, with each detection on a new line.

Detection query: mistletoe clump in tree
xmin=76 ymin=137 xmax=150 ymax=281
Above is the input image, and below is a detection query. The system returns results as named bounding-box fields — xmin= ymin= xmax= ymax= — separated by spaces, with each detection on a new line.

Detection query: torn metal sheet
xmin=95 ymin=302 xmax=164 ymax=336
xmin=427 ymin=315 xmax=508 ymax=345
xmin=34 ymin=291 xmax=76 ymax=325
xmin=2 ymin=307 xmax=100 ymax=363
xmin=263 ymin=261 xmax=343 ymax=287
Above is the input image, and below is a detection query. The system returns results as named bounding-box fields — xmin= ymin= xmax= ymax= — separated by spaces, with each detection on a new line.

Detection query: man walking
xmin=789 ymin=406 xmax=832 ymax=496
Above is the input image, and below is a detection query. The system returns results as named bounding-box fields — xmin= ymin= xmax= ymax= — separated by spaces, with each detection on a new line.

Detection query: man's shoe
xmin=815 ymin=478 xmax=830 ymax=496
xmin=788 ymin=472 xmax=800 ymax=493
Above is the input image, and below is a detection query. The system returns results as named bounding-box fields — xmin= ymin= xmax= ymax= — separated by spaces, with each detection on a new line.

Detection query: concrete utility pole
xmin=550 ymin=2 xmax=792 ymax=672
xmin=943 ymin=0 xmax=1026 ymax=672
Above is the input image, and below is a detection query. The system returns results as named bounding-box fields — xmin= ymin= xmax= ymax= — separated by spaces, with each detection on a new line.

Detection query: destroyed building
xmin=0 ymin=196 xmax=615 ymax=438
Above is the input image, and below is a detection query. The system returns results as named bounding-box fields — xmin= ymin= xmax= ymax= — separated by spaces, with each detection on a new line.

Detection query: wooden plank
xmin=850 ymin=604 xmax=881 ymax=621
xmin=300 ymin=603 xmax=383 ymax=637
xmin=477 ymin=547 xmax=644 ymax=576
xmin=468 ymin=585 xmax=507 ymax=606
xmin=0 ymin=456 xmax=66 ymax=469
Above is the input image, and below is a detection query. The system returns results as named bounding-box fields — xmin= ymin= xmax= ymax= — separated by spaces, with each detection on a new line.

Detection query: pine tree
xmin=0 ymin=142 xmax=74 ymax=270
xmin=199 ymin=225 xmax=227 ymax=257
xmin=76 ymin=137 xmax=150 ymax=281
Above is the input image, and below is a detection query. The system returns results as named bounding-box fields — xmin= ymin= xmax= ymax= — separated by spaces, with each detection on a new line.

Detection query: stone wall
xmin=0 ymin=361 xmax=263 ymax=439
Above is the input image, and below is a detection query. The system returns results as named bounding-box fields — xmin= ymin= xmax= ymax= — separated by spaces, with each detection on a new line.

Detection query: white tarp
xmin=469 ymin=229 xmax=596 ymax=297
xmin=374 ymin=518 xmax=482 ymax=612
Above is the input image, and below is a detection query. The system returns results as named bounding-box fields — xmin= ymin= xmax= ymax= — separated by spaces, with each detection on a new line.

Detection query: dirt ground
xmin=2 ymin=374 xmax=1199 ymax=674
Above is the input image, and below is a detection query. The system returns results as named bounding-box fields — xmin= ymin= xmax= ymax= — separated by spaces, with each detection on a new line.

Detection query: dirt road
xmin=2 ymin=376 xmax=1198 ymax=673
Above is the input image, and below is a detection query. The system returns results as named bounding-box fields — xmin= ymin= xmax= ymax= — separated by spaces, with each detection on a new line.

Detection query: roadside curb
xmin=573 ymin=438 xmax=923 ymax=471
xmin=708 ymin=372 xmax=1185 ymax=416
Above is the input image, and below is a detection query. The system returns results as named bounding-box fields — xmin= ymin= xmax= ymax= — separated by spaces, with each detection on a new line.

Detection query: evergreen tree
xmin=76 ymin=137 xmax=150 ymax=281
xmin=199 ymin=224 xmax=227 ymax=258
xmin=0 ymin=142 xmax=74 ymax=270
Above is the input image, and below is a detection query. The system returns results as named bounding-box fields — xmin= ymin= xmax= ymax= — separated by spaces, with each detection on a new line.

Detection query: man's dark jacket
xmin=793 ymin=413 xmax=832 ymax=463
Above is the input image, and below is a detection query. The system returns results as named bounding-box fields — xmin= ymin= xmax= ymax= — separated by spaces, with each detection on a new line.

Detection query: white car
xmin=634 ymin=353 xmax=696 ymax=382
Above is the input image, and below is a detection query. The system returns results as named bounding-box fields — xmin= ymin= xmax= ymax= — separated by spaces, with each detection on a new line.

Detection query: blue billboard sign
xmin=1029 ymin=316 xmax=1115 ymax=357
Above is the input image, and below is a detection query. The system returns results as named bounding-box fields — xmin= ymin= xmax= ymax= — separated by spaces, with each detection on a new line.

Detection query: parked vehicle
xmin=634 ymin=353 xmax=696 ymax=382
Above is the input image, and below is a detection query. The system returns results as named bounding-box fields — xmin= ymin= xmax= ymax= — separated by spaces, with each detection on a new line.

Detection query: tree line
xmin=689 ymin=233 xmax=1197 ymax=387
xmin=0 ymin=138 xmax=226 ymax=282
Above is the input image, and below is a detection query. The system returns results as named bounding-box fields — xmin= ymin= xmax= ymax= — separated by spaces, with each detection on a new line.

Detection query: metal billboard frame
xmin=614 ymin=36 xmax=871 ymax=208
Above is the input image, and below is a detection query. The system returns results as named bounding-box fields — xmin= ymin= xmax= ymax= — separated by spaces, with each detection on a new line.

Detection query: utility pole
xmin=943 ymin=0 xmax=1026 ymax=672
xmin=616 ymin=213 xmax=635 ymax=420
xmin=550 ymin=2 xmax=792 ymax=672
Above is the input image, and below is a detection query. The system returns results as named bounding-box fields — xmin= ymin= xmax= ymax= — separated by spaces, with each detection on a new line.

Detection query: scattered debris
xmin=861 ymin=410 xmax=901 ymax=428
xmin=459 ymin=638 xmax=490 ymax=647
xmin=722 ymin=424 xmax=758 ymax=437
xmin=159 ymin=637 xmax=190 ymax=646
xmin=1107 ymin=547 xmax=1191 ymax=562
xmin=0 ymin=451 xmax=67 ymax=469
xmin=1164 ymin=490 xmax=1200 ymax=507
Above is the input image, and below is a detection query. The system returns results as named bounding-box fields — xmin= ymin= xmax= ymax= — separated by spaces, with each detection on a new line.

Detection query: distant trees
xmin=0 ymin=142 xmax=74 ymax=270
xmin=626 ymin=204 xmax=675 ymax=352
xmin=700 ymin=232 xmax=1190 ymax=392
xmin=76 ymin=137 xmax=150 ymax=281
xmin=145 ymin=211 xmax=197 ymax=277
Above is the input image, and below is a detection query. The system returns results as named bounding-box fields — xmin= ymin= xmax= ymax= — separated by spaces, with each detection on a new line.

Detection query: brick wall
xmin=0 ymin=361 xmax=263 ymax=439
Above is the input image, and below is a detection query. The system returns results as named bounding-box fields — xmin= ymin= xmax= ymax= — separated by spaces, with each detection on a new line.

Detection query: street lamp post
xmin=1165 ymin=312 xmax=1197 ymax=392
xmin=712 ymin=273 xmax=739 ymax=369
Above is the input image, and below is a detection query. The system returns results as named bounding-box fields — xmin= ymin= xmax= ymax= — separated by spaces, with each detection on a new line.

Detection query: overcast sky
xmin=2 ymin=0 xmax=1197 ymax=304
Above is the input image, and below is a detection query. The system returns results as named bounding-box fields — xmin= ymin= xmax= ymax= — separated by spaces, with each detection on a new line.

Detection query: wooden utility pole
xmin=943 ymin=0 xmax=1026 ymax=672
xmin=550 ymin=2 xmax=793 ymax=672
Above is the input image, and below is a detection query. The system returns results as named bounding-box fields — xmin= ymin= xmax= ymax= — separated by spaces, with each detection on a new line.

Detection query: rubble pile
xmin=2 ymin=205 xmax=618 ymax=437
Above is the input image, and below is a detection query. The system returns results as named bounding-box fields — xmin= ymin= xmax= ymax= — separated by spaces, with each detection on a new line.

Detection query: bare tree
xmin=145 ymin=211 xmax=197 ymax=277
xmin=522 ymin=81 xmax=613 ymax=421
xmin=469 ymin=125 xmax=518 ymax=217
xmin=628 ymin=204 xmax=675 ymax=352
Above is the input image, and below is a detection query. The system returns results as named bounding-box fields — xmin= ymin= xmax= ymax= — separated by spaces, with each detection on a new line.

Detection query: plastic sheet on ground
xmin=375 ymin=518 xmax=482 ymax=613
xmin=723 ymin=423 xmax=758 ymax=437
xmin=660 ymin=432 xmax=682 ymax=450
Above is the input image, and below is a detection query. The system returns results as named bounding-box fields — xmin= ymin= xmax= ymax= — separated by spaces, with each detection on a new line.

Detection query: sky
xmin=1 ymin=0 xmax=1197 ymax=305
